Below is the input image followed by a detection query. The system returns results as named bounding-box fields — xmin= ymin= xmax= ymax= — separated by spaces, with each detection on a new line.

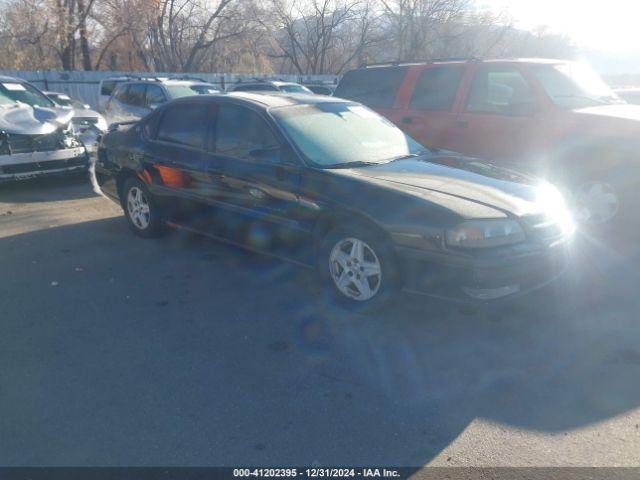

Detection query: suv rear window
xmin=410 ymin=66 xmax=464 ymax=111
xmin=334 ymin=67 xmax=407 ymax=108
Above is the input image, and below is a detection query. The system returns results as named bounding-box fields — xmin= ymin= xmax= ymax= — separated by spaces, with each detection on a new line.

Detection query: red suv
xmin=335 ymin=59 xmax=640 ymax=226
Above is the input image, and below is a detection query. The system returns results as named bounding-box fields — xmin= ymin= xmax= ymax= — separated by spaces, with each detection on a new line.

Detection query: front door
xmin=449 ymin=65 xmax=543 ymax=166
xmin=206 ymin=102 xmax=307 ymax=260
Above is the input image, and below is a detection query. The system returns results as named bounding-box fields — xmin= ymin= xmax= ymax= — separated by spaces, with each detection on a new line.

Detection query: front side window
xmin=530 ymin=62 xmax=623 ymax=109
xmin=214 ymin=104 xmax=279 ymax=159
xmin=0 ymin=81 xmax=54 ymax=107
xmin=145 ymin=85 xmax=166 ymax=106
xmin=156 ymin=103 xmax=209 ymax=149
xmin=114 ymin=85 xmax=129 ymax=102
xmin=126 ymin=84 xmax=146 ymax=107
xmin=334 ymin=67 xmax=407 ymax=109
xmin=466 ymin=66 xmax=536 ymax=116
xmin=101 ymin=80 xmax=116 ymax=96
xmin=410 ymin=66 xmax=464 ymax=111
xmin=273 ymin=102 xmax=423 ymax=167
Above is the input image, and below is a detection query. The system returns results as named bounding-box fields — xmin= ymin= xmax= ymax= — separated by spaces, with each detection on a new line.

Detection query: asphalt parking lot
xmin=2 ymin=174 xmax=640 ymax=467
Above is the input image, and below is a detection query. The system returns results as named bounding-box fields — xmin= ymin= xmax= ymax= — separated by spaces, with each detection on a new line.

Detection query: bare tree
xmin=268 ymin=0 xmax=378 ymax=74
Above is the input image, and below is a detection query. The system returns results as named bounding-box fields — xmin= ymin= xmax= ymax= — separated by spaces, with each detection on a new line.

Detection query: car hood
xmin=572 ymin=103 xmax=640 ymax=122
xmin=72 ymin=108 xmax=101 ymax=119
xmin=334 ymin=154 xmax=553 ymax=217
xmin=0 ymin=103 xmax=75 ymax=135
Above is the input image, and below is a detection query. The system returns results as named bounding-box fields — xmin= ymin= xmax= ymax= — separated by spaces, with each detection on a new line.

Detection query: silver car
xmin=104 ymin=78 xmax=220 ymax=125
xmin=0 ymin=77 xmax=86 ymax=182
xmin=44 ymin=91 xmax=108 ymax=152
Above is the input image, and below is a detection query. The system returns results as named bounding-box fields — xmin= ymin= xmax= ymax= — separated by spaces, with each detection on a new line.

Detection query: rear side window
xmin=101 ymin=80 xmax=116 ymax=96
xmin=410 ymin=66 xmax=464 ymax=111
xmin=334 ymin=67 xmax=407 ymax=108
xmin=156 ymin=103 xmax=210 ymax=149
xmin=214 ymin=104 xmax=279 ymax=159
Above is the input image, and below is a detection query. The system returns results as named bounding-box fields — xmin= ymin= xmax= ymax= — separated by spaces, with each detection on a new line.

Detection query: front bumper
xmin=396 ymin=238 xmax=571 ymax=303
xmin=0 ymin=147 xmax=88 ymax=182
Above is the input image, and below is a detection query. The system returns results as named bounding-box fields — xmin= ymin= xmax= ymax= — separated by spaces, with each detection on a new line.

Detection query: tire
xmin=121 ymin=177 xmax=163 ymax=238
xmin=317 ymin=224 xmax=398 ymax=310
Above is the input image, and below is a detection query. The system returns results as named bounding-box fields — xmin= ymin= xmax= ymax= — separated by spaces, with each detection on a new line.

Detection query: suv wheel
xmin=122 ymin=177 xmax=162 ymax=237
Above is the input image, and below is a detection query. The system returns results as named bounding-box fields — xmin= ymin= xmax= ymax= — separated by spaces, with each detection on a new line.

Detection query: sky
xmin=478 ymin=0 xmax=640 ymax=52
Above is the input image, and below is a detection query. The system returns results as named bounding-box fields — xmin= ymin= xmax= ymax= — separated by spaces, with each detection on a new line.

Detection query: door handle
xmin=402 ymin=116 xmax=413 ymax=125
xmin=248 ymin=187 xmax=266 ymax=200
xmin=456 ymin=120 xmax=469 ymax=129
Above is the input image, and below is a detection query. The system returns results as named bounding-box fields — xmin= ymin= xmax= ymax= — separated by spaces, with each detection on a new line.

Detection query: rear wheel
xmin=318 ymin=224 xmax=398 ymax=310
xmin=121 ymin=177 xmax=163 ymax=237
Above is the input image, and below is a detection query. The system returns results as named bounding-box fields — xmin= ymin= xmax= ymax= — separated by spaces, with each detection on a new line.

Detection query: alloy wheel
xmin=127 ymin=186 xmax=151 ymax=230
xmin=329 ymin=237 xmax=382 ymax=301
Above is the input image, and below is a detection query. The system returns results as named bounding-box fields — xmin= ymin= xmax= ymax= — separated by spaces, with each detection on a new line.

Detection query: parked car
xmin=95 ymin=92 xmax=574 ymax=307
xmin=615 ymin=88 xmax=640 ymax=105
xmin=0 ymin=76 xmax=86 ymax=182
xmin=229 ymin=80 xmax=313 ymax=94
xmin=104 ymin=78 xmax=220 ymax=125
xmin=44 ymin=91 xmax=108 ymax=150
xmin=335 ymin=59 xmax=640 ymax=226
xmin=304 ymin=84 xmax=336 ymax=95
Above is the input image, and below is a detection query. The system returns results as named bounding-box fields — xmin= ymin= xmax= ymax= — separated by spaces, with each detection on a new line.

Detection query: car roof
xmin=169 ymin=91 xmax=351 ymax=109
xmin=0 ymin=76 xmax=26 ymax=83
xmin=359 ymin=58 xmax=570 ymax=69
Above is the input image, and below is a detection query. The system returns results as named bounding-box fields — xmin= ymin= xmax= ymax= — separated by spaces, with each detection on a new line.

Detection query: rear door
xmin=144 ymin=101 xmax=213 ymax=220
xmin=396 ymin=64 xmax=465 ymax=150
xmin=450 ymin=64 xmax=543 ymax=163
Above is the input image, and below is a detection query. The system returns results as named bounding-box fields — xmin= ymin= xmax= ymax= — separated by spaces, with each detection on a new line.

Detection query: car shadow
xmin=0 ymin=213 xmax=639 ymax=466
xmin=0 ymin=172 xmax=97 ymax=204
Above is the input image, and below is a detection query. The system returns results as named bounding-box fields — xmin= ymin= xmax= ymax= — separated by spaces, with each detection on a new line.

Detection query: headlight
xmin=446 ymin=219 xmax=526 ymax=249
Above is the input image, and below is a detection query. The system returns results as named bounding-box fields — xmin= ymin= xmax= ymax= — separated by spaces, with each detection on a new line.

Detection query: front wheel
xmin=121 ymin=177 xmax=163 ymax=238
xmin=318 ymin=225 xmax=398 ymax=310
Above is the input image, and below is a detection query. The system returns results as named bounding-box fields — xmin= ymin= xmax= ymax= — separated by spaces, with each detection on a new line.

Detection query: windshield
xmin=279 ymin=84 xmax=312 ymax=93
xmin=0 ymin=81 xmax=54 ymax=107
xmin=273 ymin=102 xmax=424 ymax=167
xmin=49 ymin=94 xmax=73 ymax=107
xmin=189 ymin=85 xmax=219 ymax=94
xmin=531 ymin=62 xmax=624 ymax=109
xmin=165 ymin=85 xmax=201 ymax=99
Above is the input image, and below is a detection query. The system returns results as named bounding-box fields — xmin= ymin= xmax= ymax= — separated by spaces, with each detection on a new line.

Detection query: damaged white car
xmin=0 ymin=76 xmax=87 ymax=182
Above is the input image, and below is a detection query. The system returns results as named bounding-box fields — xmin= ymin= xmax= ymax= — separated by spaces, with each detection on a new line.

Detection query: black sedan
xmin=94 ymin=92 xmax=575 ymax=307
